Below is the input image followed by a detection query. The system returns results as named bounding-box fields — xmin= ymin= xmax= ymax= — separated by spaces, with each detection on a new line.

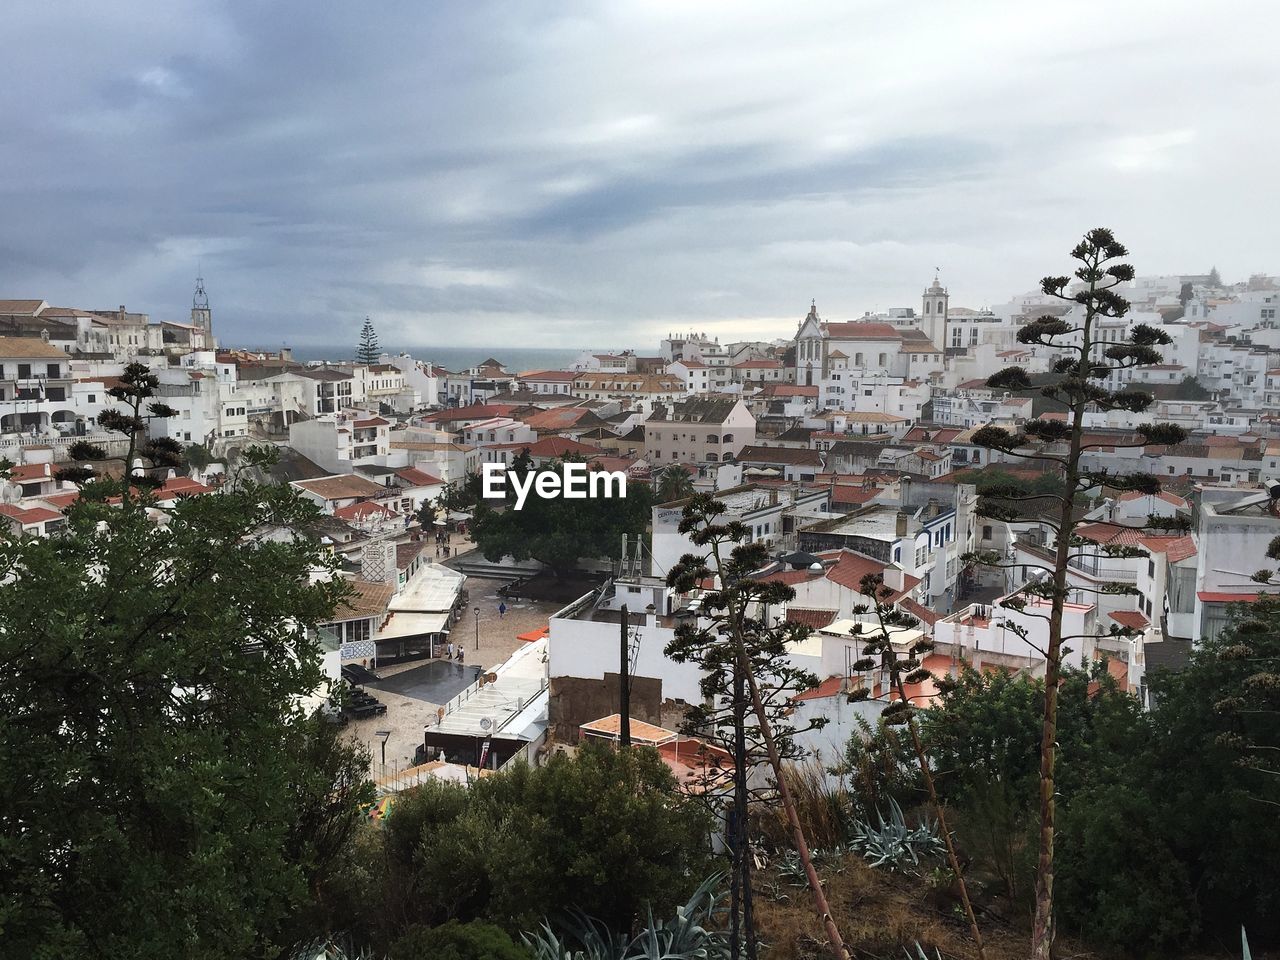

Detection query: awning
xmin=377 ymin=611 xmax=451 ymax=640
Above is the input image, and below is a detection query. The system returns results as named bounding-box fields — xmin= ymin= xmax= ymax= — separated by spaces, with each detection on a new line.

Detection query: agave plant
xmin=287 ymin=938 xmax=379 ymax=960
xmin=848 ymin=797 xmax=945 ymax=872
xmin=903 ymin=943 xmax=943 ymax=960
xmin=523 ymin=873 xmax=732 ymax=960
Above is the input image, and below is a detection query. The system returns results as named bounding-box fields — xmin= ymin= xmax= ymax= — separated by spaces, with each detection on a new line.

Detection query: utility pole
xmin=619 ymin=604 xmax=631 ymax=749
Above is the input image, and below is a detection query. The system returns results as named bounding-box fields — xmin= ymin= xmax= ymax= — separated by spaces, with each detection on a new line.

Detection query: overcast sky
xmin=2 ymin=1 xmax=1277 ymax=350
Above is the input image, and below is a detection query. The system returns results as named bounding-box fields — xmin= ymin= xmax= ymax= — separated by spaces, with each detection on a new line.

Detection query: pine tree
xmin=848 ymin=572 xmax=986 ymax=960
xmin=356 ymin=317 xmax=380 ymax=364
xmin=964 ymin=228 xmax=1189 ymax=960
xmin=666 ymin=494 xmax=849 ymax=960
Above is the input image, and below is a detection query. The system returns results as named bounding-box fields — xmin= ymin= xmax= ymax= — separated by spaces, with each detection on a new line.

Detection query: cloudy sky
xmin=2 ymin=1 xmax=1277 ymax=350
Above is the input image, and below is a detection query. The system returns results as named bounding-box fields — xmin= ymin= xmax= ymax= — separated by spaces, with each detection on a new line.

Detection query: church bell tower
xmin=922 ymin=271 xmax=949 ymax=350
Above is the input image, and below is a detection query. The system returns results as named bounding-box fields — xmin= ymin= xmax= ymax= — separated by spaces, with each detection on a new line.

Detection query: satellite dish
xmin=479 ymin=717 xmax=493 ymax=732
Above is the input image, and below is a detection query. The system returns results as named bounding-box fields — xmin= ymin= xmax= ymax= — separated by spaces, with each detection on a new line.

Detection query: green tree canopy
xmin=471 ymin=456 xmax=652 ymax=577
xmin=0 ymin=455 xmax=373 ymax=959
xmin=390 ymin=920 xmax=531 ymax=960
xmin=371 ymin=742 xmax=712 ymax=940
xmin=655 ymin=464 xmax=695 ymax=504
xmin=356 ymin=317 xmax=380 ymax=364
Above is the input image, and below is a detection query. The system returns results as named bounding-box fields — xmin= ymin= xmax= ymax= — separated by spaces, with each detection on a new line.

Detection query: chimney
xmin=895 ymin=512 xmax=908 ymax=537
xmin=883 ymin=564 xmax=906 ymax=592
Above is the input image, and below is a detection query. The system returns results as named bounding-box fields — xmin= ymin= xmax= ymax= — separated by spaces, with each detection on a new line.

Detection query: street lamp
xmin=474 ymin=605 xmax=480 ymax=651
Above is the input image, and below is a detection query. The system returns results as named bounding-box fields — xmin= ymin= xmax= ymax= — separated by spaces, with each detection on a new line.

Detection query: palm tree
xmin=656 ymin=465 xmax=695 ymax=503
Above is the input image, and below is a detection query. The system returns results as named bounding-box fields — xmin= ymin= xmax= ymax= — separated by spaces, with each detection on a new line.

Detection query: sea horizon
xmin=232 ymin=343 xmax=608 ymax=373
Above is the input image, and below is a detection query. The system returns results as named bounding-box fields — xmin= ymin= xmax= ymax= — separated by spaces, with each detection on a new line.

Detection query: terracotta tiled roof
xmin=334 ymin=579 xmax=394 ymax=620
xmin=333 ymin=501 xmax=396 ymax=522
xmin=823 ymin=321 xmax=900 ymax=339
xmin=1108 ymin=610 xmax=1149 ymax=630
xmin=1165 ymin=536 xmax=1197 ymax=563
xmin=293 ymin=474 xmax=387 ymax=501
xmin=0 ymin=503 xmax=61 ymax=524
xmin=396 ymin=467 xmax=443 ymax=487
xmin=396 ymin=540 xmax=426 ymax=569
xmin=1197 ymin=591 xmax=1264 ymax=604
xmin=8 ymin=462 xmax=53 ymax=483
xmin=759 ymin=384 xmax=818 ymax=398
xmin=785 ymin=608 xmax=838 ymax=629
xmin=898 ymin=598 xmax=940 ymax=625
xmin=793 ymin=676 xmax=846 ymax=702
xmin=0 ymin=336 xmax=67 ymax=359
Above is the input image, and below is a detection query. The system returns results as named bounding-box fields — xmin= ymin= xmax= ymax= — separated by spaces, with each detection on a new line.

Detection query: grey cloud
xmin=0 ymin=1 xmax=1276 ymax=347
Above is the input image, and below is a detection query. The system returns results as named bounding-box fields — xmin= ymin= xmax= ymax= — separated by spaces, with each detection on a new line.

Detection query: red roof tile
xmin=1108 ymin=610 xmax=1149 ymax=630
xmin=785 ymin=608 xmax=838 ymax=629
xmin=396 ymin=467 xmax=443 ymax=487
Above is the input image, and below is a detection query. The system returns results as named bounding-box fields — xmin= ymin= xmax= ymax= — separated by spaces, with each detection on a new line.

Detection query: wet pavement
xmin=368 ymin=659 xmax=481 ymax=703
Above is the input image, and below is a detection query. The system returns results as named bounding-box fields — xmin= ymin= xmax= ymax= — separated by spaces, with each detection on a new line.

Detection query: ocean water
xmin=260 ymin=344 xmax=588 ymax=373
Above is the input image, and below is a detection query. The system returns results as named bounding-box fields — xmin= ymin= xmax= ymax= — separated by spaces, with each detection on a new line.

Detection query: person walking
xmin=446 ymin=640 xmax=454 ymax=660
xmin=498 ymin=601 xmax=506 ymax=619
xmin=456 ymin=646 xmax=465 ymax=664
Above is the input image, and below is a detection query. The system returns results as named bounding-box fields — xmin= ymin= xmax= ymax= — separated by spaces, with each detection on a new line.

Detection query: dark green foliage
xmin=391 ymin=921 xmax=531 ymax=960
xmin=1056 ymin=783 xmax=1199 ymax=953
xmin=365 ymin=742 xmax=712 ymax=943
xmin=0 ymin=470 xmax=373 ymax=959
xmin=655 ymin=464 xmax=696 ymax=503
xmin=63 ymin=361 xmax=187 ymax=492
xmin=471 ymin=456 xmax=653 ymax=577
xmin=356 ymin=317 xmax=380 ymax=365
xmin=184 ymin=442 xmax=214 ymax=471
xmin=840 ymin=619 xmax=1280 ymax=954
xmin=1172 ymin=374 xmax=1212 ymax=400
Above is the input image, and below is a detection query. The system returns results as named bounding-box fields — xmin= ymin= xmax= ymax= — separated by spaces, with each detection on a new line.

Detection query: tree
xmin=666 ymin=493 xmax=849 ymax=960
xmin=1145 ymin=600 xmax=1280 ymax=942
xmin=964 ymin=228 xmax=1188 ymax=960
xmin=1172 ymin=374 xmax=1212 ymax=401
xmin=390 ymin=921 xmax=531 ymax=960
xmin=356 ymin=317 xmax=380 ymax=364
xmin=847 ymin=574 xmax=986 ymax=959
xmin=439 ymin=472 xmax=483 ymax=515
xmin=656 ymin=464 xmax=696 ymax=503
xmin=370 ymin=742 xmax=712 ymax=941
xmin=184 ymin=441 xmax=214 ymax=473
xmin=57 ymin=361 xmax=184 ymax=493
xmin=416 ymin=499 xmax=438 ymax=529
xmin=1209 ymin=265 xmax=1222 ymax=288
xmin=471 ymin=456 xmax=653 ymax=578
xmin=0 ymin=449 xmax=374 ymax=959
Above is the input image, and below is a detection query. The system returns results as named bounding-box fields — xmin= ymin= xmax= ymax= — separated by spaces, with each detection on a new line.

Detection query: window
xmin=47 ymin=363 xmax=60 ymax=378
xmin=88 ymin=393 xmax=96 ymax=403
xmin=17 ymin=363 xmax=31 ymax=379
xmin=982 ymin=524 xmax=992 ymax=540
